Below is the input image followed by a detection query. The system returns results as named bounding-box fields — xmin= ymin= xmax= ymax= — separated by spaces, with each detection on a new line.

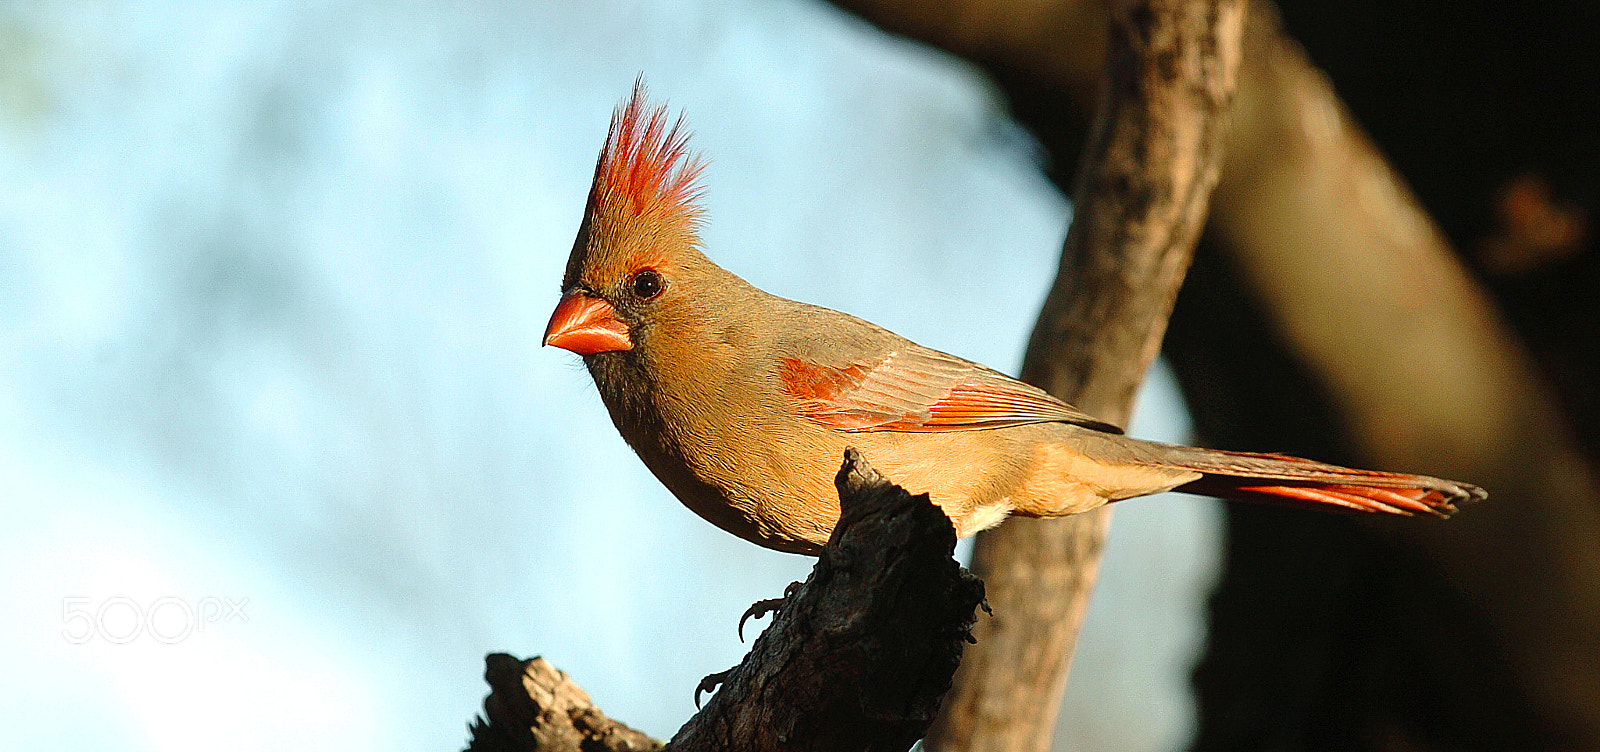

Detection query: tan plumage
xmin=543 ymin=83 xmax=1484 ymax=555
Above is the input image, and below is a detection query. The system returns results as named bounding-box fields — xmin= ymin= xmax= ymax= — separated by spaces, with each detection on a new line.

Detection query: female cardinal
xmin=544 ymin=85 xmax=1484 ymax=555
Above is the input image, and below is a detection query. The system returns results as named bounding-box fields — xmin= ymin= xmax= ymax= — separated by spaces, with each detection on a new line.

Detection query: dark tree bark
xmin=467 ymin=655 xmax=661 ymax=752
xmin=464 ymin=450 xmax=986 ymax=752
xmin=923 ymin=2 xmax=1245 ymax=750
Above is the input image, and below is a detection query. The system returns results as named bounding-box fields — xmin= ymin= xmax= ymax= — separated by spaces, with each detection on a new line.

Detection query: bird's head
xmin=544 ymin=82 xmax=710 ymax=358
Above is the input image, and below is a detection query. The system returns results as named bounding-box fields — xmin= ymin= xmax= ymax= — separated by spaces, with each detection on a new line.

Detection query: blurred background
xmin=0 ymin=2 xmax=1219 ymax=750
xmin=11 ymin=2 xmax=1600 ymax=751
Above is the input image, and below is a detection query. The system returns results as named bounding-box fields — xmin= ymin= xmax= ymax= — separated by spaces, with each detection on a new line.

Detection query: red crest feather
xmin=589 ymin=80 xmax=705 ymax=225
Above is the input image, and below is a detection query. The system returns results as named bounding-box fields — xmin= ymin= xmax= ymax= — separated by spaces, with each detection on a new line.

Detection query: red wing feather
xmin=777 ymin=350 xmax=1121 ymax=434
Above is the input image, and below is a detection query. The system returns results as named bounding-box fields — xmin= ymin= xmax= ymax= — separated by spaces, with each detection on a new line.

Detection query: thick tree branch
xmin=465 ymin=450 xmax=986 ymax=752
xmin=922 ymin=2 xmax=1244 ymax=750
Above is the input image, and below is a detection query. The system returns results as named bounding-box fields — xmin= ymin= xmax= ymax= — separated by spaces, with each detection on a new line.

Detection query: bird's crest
xmin=586 ymin=80 xmax=706 ymax=229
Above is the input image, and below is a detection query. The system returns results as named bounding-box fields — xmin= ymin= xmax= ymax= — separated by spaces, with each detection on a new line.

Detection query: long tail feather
xmin=1153 ymin=448 xmax=1485 ymax=517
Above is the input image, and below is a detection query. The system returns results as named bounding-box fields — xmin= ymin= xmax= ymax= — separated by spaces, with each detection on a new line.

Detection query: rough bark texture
xmin=921 ymin=2 xmax=1244 ymax=751
xmin=464 ymin=450 xmax=986 ymax=752
xmin=467 ymin=655 xmax=661 ymax=752
xmin=824 ymin=0 xmax=1600 ymax=749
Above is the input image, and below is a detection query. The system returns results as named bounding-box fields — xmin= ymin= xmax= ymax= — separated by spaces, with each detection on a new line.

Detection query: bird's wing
xmin=776 ymin=348 xmax=1122 ymax=434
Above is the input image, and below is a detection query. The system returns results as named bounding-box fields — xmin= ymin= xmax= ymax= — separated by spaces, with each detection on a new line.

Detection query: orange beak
xmin=543 ymin=290 xmax=632 ymax=355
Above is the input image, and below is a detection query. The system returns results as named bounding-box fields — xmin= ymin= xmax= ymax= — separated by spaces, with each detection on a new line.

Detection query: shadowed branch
xmin=465 ymin=449 xmax=986 ymax=752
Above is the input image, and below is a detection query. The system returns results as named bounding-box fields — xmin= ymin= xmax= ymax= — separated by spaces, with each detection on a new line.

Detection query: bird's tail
xmin=1147 ymin=447 xmax=1485 ymax=517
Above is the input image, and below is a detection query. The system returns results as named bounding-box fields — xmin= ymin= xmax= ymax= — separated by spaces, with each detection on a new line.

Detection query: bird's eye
xmin=628 ymin=270 xmax=664 ymax=301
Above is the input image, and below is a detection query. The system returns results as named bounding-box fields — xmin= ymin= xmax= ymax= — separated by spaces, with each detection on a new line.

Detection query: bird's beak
xmin=543 ymin=290 xmax=632 ymax=355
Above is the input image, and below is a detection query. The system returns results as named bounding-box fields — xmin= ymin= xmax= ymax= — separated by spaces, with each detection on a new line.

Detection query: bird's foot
xmin=695 ymin=667 xmax=735 ymax=709
xmin=738 ymin=580 xmax=802 ymax=642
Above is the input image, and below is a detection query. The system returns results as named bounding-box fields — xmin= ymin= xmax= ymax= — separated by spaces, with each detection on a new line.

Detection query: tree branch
xmin=465 ymin=450 xmax=987 ymax=752
xmin=467 ymin=655 xmax=661 ymax=752
xmin=923 ymin=2 xmax=1244 ymax=750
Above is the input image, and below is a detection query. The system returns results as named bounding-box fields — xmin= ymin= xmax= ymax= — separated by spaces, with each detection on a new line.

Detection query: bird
xmin=543 ymin=83 xmax=1485 ymax=555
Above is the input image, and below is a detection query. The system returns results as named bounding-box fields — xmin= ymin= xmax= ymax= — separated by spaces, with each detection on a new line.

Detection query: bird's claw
xmin=695 ymin=667 xmax=735 ymax=709
xmin=736 ymin=598 xmax=784 ymax=642
xmin=738 ymin=580 xmax=802 ymax=642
